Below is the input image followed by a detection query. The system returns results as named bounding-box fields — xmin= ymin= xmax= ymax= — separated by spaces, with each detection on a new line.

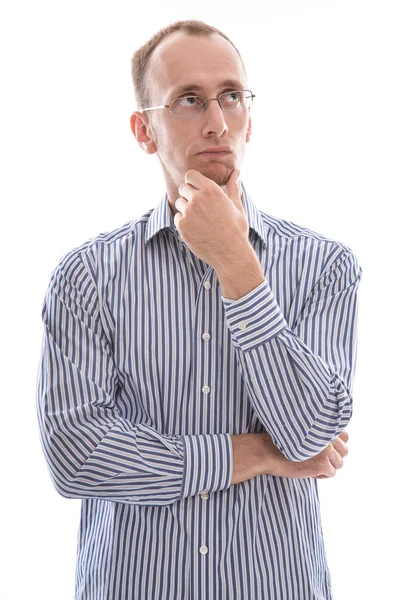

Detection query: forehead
xmin=147 ymin=32 xmax=246 ymax=100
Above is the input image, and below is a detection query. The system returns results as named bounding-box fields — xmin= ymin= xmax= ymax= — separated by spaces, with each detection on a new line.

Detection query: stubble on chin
xmin=197 ymin=167 xmax=231 ymax=188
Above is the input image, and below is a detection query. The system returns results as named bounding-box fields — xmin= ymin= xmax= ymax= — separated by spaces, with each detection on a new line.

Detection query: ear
xmin=245 ymin=112 xmax=252 ymax=143
xmin=130 ymin=112 xmax=158 ymax=155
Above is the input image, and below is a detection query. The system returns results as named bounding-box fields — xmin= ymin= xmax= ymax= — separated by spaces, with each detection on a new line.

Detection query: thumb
xmin=226 ymin=169 xmax=242 ymax=208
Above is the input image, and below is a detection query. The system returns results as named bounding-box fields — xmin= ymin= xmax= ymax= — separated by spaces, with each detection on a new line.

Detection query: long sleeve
xmin=221 ymin=246 xmax=362 ymax=462
xmin=36 ymin=249 xmax=232 ymax=506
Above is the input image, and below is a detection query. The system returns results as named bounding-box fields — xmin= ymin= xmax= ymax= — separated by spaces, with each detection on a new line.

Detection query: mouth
xmin=198 ymin=151 xmax=232 ymax=158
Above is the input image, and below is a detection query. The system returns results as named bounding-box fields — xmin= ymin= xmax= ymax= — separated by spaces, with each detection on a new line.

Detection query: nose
xmin=201 ymin=98 xmax=228 ymax=136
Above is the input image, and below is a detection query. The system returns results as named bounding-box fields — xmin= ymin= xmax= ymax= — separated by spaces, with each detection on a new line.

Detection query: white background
xmin=1 ymin=1 xmax=399 ymax=598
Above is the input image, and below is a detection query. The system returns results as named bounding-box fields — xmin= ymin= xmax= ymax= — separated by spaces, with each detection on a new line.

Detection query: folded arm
xmin=219 ymin=242 xmax=363 ymax=462
xmin=36 ymin=249 xmax=232 ymax=506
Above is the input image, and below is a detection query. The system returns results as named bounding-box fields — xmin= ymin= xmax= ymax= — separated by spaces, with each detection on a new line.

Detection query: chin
xmin=200 ymin=166 xmax=231 ymax=187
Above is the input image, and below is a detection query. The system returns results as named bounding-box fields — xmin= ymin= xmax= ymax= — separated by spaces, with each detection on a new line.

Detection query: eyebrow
xmin=168 ymin=79 xmax=245 ymax=97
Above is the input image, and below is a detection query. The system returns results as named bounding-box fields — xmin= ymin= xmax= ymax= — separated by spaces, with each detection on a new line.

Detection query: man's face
xmin=132 ymin=32 xmax=252 ymax=199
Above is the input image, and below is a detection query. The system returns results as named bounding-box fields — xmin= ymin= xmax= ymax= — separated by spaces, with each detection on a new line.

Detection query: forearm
xmin=220 ymin=248 xmax=362 ymax=462
xmin=215 ymin=242 xmax=265 ymax=301
xmin=231 ymin=432 xmax=282 ymax=485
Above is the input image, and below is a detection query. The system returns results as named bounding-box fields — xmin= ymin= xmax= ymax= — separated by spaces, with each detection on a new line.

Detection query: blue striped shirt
xmin=36 ymin=181 xmax=362 ymax=599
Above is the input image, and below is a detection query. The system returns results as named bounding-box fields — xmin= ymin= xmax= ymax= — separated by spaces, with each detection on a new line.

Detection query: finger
xmin=178 ymin=183 xmax=193 ymax=199
xmin=338 ymin=430 xmax=349 ymax=443
xmin=184 ymin=169 xmax=205 ymax=188
xmin=328 ymin=447 xmax=344 ymax=471
xmin=315 ymin=473 xmax=337 ymax=480
xmin=175 ymin=197 xmax=188 ymax=214
xmin=318 ymin=461 xmax=337 ymax=478
xmin=331 ymin=436 xmax=349 ymax=458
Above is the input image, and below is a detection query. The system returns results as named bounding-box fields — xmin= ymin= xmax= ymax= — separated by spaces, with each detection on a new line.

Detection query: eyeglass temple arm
xmin=142 ymin=104 xmax=170 ymax=112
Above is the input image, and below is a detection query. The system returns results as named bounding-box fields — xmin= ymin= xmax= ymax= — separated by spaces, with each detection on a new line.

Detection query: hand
xmin=174 ymin=169 xmax=249 ymax=268
xmin=261 ymin=431 xmax=350 ymax=480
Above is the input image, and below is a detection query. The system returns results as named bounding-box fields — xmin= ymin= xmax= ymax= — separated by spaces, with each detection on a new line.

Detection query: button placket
xmin=199 ymin=279 xmax=212 ymax=557
xmin=202 ymin=279 xmax=212 ymax=399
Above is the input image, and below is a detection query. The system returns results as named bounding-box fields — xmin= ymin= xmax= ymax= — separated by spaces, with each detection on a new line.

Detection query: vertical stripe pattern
xmin=36 ymin=181 xmax=362 ymax=599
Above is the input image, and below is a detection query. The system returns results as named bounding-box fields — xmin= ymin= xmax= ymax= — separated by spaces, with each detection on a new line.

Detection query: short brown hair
xmin=130 ymin=19 xmax=247 ymax=111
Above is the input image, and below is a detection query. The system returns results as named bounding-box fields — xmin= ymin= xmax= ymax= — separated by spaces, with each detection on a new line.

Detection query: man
xmin=36 ymin=19 xmax=362 ymax=600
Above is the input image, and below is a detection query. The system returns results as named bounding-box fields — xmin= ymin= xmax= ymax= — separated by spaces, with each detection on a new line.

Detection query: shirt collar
xmin=145 ymin=180 xmax=267 ymax=249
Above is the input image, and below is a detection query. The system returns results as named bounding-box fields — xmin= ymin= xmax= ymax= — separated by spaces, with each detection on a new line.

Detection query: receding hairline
xmin=131 ymin=21 xmax=248 ymax=113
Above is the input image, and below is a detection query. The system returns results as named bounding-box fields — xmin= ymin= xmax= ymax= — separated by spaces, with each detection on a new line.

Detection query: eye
xmin=176 ymin=96 xmax=202 ymax=106
xmin=224 ymin=91 xmax=240 ymax=101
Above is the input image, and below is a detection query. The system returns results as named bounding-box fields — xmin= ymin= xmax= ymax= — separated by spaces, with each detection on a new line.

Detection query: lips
xmin=198 ymin=151 xmax=231 ymax=158
xmin=198 ymin=147 xmax=231 ymax=154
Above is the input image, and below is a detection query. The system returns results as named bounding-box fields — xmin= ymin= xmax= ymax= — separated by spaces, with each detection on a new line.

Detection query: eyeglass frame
xmin=141 ymin=89 xmax=256 ymax=118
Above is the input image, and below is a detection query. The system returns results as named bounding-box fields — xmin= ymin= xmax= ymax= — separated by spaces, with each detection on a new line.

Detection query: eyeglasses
xmin=142 ymin=89 xmax=255 ymax=118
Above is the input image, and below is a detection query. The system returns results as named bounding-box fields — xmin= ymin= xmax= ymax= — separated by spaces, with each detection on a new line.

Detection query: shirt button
xmin=202 ymin=385 xmax=210 ymax=394
xmin=200 ymin=490 xmax=209 ymax=500
xmin=238 ymin=320 xmax=248 ymax=330
xmin=202 ymin=332 xmax=210 ymax=341
xmin=204 ymin=281 xmax=211 ymax=289
xmin=199 ymin=545 xmax=208 ymax=555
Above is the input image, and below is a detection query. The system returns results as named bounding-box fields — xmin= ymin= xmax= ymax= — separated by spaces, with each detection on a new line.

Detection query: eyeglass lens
xmin=170 ymin=90 xmax=253 ymax=117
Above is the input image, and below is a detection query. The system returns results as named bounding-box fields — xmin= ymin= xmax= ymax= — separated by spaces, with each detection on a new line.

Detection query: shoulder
xmin=49 ymin=210 xmax=154 ymax=283
xmin=260 ymin=210 xmax=343 ymax=244
xmin=258 ymin=209 xmax=362 ymax=277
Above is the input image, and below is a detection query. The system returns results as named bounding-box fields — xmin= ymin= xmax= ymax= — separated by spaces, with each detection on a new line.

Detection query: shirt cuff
xmin=221 ymin=278 xmax=288 ymax=351
xmin=179 ymin=432 xmax=233 ymax=499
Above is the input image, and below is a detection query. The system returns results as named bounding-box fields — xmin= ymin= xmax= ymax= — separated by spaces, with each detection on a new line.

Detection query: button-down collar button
xmin=200 ymin=490 xmax=209 ymax=500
